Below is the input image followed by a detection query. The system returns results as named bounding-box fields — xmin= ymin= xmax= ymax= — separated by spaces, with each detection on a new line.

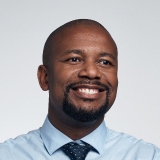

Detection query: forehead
xmin=52 ymin=25 xmax=117 ymax=58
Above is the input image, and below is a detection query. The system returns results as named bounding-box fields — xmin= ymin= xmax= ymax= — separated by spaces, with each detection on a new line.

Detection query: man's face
xmin=48 ymin=25 xmax=118 ymax=122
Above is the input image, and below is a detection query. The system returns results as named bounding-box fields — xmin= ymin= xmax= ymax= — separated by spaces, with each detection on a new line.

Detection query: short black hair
xmin=42 ymin=19 xmax=108 ymax=68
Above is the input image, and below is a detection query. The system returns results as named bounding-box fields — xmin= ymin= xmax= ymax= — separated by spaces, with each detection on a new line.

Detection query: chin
xmin=63 ymin=96 xmax=109 ymax=123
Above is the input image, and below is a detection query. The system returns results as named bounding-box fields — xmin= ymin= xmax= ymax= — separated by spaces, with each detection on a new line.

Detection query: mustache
xmin=65 ymin=80 xmax=110 ymax=93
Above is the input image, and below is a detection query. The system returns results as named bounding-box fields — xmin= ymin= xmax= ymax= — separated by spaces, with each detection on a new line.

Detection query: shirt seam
xmin=154 ymin=152 xmax=160 ymax=160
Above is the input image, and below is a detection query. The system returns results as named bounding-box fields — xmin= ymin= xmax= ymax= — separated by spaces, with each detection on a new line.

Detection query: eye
xmin=100 ymin=60 xmax=113 ymax=66
xmin=69 ymin=57 xmax=79 ymax=62
xmin=65 ymin=57 xmax=81 ymax=63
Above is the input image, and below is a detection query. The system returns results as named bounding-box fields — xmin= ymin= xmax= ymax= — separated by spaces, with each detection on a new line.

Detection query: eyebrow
xmin=99 ymin=52 xmax=116 ymax=61
xmin=61 ymin=49 xmax=83 ymax=56
xmin=61 ymin=49 xmax=116 ymax=61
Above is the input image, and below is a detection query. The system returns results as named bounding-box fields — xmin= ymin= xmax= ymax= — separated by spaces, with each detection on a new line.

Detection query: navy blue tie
xmin=61 ymin=142 xmax=93 ymax=160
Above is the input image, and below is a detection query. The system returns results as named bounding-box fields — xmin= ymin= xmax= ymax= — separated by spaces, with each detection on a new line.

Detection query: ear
xmin=37 ymin=65 xmax=49 ymax=91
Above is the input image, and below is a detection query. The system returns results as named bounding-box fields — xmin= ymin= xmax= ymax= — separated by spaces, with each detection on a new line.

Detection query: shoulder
xmin=0 ymin=129 xmax=41 ymax=160
xmin=104 ymin=128 xmax=160 ymax=159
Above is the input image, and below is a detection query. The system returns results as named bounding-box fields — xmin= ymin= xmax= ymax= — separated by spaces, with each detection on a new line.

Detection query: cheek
xmin=103 ymin=72 xmax=118 ymax=105
xmin=53 ymin=64 xmax=80 ymax=86
xmin=49 ymin=66 xmax=77 ymax=98
xmin=103 ymin=69 xmax=118 ymax=85
xmin=48 ymin=69 xmax=65 ymax=106
xmin=109 ymin=78 xmax=118 ymax=106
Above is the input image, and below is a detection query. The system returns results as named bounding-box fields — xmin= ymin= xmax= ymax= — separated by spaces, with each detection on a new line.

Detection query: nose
xmin=78 ymin=61 xmax=102 ymax=79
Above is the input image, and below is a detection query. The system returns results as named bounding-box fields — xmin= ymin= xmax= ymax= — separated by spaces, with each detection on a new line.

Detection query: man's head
xmin=38 ymin=19 xmax=118 ymax=124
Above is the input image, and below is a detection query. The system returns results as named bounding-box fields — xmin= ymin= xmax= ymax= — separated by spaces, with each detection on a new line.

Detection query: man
xmin=0 ymin=19 xmax=160 ymax=160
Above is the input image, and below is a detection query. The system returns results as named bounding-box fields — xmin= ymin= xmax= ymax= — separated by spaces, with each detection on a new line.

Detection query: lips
xmin=71 ymin=84 xmax=106 ymax=99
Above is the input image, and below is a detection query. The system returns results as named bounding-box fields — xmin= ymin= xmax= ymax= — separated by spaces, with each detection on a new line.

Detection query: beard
xmin=62 ymin=81 xmax=110 ymax=122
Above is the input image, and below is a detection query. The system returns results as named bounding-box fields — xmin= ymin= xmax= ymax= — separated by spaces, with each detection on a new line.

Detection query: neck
xmin=48 ymin=107 xmax=104 ymax=140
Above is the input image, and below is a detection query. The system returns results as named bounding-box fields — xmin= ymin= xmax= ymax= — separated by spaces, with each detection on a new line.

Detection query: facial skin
xmin=38 ymin=25 xmax=118 ymax=140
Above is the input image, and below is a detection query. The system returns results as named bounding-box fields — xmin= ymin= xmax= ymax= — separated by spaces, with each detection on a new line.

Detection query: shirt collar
xmin=40 ymin=116 xmax=108 ymax=155
xmin=81 ymin=121 xmax=108 ymax=154
xmin=40 ymin=116 xmax=73 ymax=155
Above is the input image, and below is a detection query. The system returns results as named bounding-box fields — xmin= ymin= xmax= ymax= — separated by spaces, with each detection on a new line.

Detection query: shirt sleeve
xmin=0 ymin=143 xmax=13 ymax=160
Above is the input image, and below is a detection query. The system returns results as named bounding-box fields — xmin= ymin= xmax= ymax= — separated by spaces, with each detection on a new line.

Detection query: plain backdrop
xmin=0 ymin=0 xmax=160 ymax=147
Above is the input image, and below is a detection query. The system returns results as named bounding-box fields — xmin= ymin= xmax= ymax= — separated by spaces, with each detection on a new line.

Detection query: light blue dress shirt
xmin=0 ymin=116 xmax=160 ymax=160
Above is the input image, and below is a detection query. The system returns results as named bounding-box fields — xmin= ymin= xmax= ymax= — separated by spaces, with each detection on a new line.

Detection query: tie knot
xmin=61 ymin=142 xmax=93 ymax=160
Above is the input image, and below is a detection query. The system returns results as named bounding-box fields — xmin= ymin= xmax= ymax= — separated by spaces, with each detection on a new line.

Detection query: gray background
xmin=0 ymin=0 xmax=160 ymax=147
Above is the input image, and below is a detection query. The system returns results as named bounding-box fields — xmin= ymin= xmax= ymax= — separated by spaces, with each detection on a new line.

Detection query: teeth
xmin=78 ymin=88 xmax=99 ymax=94
xmin=90 ymin=89 xmax=94 ymax=94
xmin=86 ymin=89 xmax=89 ymax=93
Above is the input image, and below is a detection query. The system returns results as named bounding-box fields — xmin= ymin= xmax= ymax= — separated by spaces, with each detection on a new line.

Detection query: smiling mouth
xmin=72 ymin=85 xmax=105 ymax=98
xmin=76 ymin=88 xmax=99 ymax=94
